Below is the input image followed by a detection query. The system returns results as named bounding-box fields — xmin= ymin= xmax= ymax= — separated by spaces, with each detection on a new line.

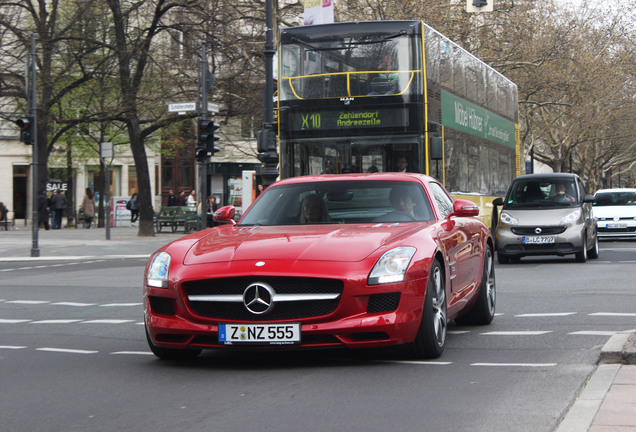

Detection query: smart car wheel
xmin=497 ymin=252 xmax=511 ymax=264
xmin=145 ymin=325 xmax=202 ymax=360
xmin=575 ymin=234 xmax=588 ymax=263
xmin=588 ymin=233 xmax=599 ymax=259
xmin=407 ymin=259 xmax=447 ymax=359
xmin=456 ymin=244 xmax=496 ymax=325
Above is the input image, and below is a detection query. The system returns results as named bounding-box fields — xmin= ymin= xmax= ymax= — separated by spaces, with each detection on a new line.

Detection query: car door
xmin=428 ymin=182 xmax=480 ymax=305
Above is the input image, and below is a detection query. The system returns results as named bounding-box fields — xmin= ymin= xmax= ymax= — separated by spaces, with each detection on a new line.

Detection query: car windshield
xmin=505 ymin=179 xmax=579 ymax=208
xmin=239 ymin=180 xmax=435 ymax=226
xmin=593 ymin=191 xmax=636 ymax=206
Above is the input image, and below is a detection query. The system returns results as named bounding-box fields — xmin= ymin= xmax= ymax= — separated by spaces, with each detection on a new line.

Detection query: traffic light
xmin=15 ymin=116 xmax=33 ymax=145
xmin=473 ymin=0 xmax=487 ymax=6
xmin=197 ymin=118 xmax=221 ymax=158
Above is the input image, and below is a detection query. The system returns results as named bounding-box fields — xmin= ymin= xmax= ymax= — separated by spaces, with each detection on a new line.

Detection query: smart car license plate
xmin=523 ymin=236 xmax=555 ymax=244
xmin=219 ymin=323 xmax=301 ymax=345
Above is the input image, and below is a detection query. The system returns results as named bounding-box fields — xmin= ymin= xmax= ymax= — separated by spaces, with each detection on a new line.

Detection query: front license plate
xmin=606 ymin=223 xmax=627 ymax=229
xmin=219 ymin=323 xmax=301 ymax=345
xmin=523 ymin=236 xmax=555 ymax=244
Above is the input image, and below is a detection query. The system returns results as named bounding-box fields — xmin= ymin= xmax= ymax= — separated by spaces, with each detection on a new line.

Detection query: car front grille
xmin=182 ymin=277 xmax=344 ymax=321
xmin=511 ymin=226 xmax=566 ymax=235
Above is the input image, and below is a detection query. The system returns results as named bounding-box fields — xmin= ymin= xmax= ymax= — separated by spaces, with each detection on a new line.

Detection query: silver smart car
xmin=493 ymin=173 xmax=598 ymax=264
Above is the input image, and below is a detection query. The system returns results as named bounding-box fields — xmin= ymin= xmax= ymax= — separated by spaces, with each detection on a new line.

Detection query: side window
xmin=428 ymin=182 xmax=454 ymax=218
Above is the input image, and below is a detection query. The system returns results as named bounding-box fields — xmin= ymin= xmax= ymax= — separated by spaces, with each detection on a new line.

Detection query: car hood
xmin=183 ymin=223 xmax=426 ymax=265
xmin=501 ymin=207 xmax=584 ymax=225
xmin=593 ymin=206 xmax=636 ymax=218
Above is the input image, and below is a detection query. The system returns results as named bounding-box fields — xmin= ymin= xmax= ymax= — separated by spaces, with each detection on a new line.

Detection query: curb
xmin=599 ymin=331 xmax=636 ymax=365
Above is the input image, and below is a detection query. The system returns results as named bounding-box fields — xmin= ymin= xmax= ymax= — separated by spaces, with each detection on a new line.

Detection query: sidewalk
xmin=0 ymin=223 xmax=183 ymax=260
xmin=556 ymin=332 xmax=636 ymax=432
xmin=2 ymin=223 xmax=636 ymax=432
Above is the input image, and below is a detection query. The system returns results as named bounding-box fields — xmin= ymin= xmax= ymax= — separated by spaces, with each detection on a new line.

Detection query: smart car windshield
xmin=505 ymin=179 xmax=579 ymax=208
xmin=239 ymin=180 xmax=435 ymax=226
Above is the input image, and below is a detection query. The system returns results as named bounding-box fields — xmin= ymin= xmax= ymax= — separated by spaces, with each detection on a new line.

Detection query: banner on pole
xmin=304 ymin=0 xmax=334 ymax=25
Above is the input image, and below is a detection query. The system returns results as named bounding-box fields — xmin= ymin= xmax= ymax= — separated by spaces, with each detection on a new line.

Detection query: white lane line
xmin=590 ymin=312 xmax=636 ymax=317
xmin=110 ymin=351 xmax=154 ymax=356
xmin=515 ymin=313 xmax=576 ymax=317
xmin=52 ymin=302 xmax=96 ymax=307
xmin=0 ymin=345 xmax=27 ymax=350
xmin=481 ymin=331 xmax=552 ymax=336
xmin=6 ymin=300 xmax=50 ymax=305
xmin=448 ymin=330 xmax=471 ymax=335
xmin=36 ymin=347 xmax=98 ymax=354
xmin=384 ymin=361 xmax=453 ymax=365
xmin=31 ymin=319 xmax=83 ymax=324
xmin=0 ymin=319 xmax=31 ymax=323
xmin=472 ymin=362 xmax=557 ymax=367
xmin=100 ymin=303 xmax=142 ymax=307
xmin=569 ymin=330 xmax=621 ymax=336
xmin=81 ymin=319 xmax=134 ymax=324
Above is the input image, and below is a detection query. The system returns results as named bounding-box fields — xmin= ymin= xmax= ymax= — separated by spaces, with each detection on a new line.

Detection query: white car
xmin=593 ymin=188 xmax=636 ymax=238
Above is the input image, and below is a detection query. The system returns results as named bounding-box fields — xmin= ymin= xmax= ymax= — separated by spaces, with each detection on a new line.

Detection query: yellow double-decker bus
xmin=277 ymin=20 xmax=520 ymax=227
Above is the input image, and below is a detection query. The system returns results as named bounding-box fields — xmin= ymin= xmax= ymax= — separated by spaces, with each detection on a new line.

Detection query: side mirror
xmin=582 ymin=194 xmax=595 ymax=203
xmin=449 ymin=199 xmax=480 ymax=218
xmin=492 ymin=197 xmax=504 ymax=206
xmin=213 ymin=205 xmax=237 ymax=225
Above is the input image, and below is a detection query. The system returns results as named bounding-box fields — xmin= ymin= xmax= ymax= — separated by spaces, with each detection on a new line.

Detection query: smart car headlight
xmin=368 ymin=247 xmax=416 ymax=285
xmin=146 ymin=252 xmax=171 ymax=288
xmin=500 ymin=211 xmax=519 ymax=225
xmin=560 ymin=209 xmax=581 ymax=225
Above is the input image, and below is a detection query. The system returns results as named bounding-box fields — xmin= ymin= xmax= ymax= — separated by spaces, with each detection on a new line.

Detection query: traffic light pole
xmin=197 ymin=41 xmax=209 ymax=230
xmin=29 ymin=34 xmax=40 ymax=257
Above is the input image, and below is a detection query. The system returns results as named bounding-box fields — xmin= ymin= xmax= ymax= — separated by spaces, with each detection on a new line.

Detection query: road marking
xmin=385 ymin=361 xmax=453 ymax=365
xmin=448 ymin=330 xmax=471 ymax=334
xmin=31 ymin=319 xmax=83 ymax=324
xmin=81 ymin=319 xmax=135 ymax=324
xmin=471 ymin=362 xmax=557 ymax=367
xmin=569 ymin=330 xmax=621 ymax=336
xmin=110 ymin=351 xmax=154 ymax=356
xmin=0 ymin=345 xmax=27 ymax=349
xmin=36 ymin=347 xmax=98 ymax=354
xmin=6 ymin=300 xmax=50 ymax=305
xmin=590 ymin=312 xmax=636 ymax=317
xmin=0 ymin=319 xmax=31 ymax=323
xmin=515 ymin=313 xmax=576 ymax=317
xmin=100 ymin=303 xmax=142 ymax=307
xmin=481 ymin=331 xmax=552 ymax=336
xmin=52 ymin=302 xmax=96 ymax=307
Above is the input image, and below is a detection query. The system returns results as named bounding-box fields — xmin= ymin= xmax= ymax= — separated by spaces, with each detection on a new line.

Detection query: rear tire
xmin=456 ymin=244 xmax=496 ymax=325
xmin=406 ymin=260 xmax=447 ymax=359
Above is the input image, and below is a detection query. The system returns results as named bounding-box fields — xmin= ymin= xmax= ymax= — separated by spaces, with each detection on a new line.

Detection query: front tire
xmin=588 ymin=233 xmax=599 ymax=259
xmin=497 ymin=252 xmax=511 ymax=264
xmin=575 ymin=234 xmax=588 ymax=263
xmin=406 ymin=260 xmax=447 ymax=359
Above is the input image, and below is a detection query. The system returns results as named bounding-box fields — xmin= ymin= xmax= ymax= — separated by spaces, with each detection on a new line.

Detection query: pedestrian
xmin=80 ymin=187 xmax=96 ymax=228
xmin=187 ymin=189 xmax=196 ymax=207
xmin=0 ymin=201 xmax=8 ymax=230
xmin=175 ymin=190 xmax=186 ymax=206
xmin=206 ymin=195 xmax=219 ymax=227
xmin=50 ymin=189 xmax=67 ymax=229
xmin=167 ymin=189 xmax=177 ymax=206
xmin=129 ymin=192 xmax=139 ymax=226
xmin=37 ymin=187 xmax=50 ymax=230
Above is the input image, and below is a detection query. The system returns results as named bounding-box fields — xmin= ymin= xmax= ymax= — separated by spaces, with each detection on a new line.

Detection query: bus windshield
xmin=279 ymin=31 xmax=418 ymax=100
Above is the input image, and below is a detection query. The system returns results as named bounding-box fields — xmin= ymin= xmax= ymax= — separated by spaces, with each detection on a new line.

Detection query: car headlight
xmin=560 ymin=209 xmax=582 ymax=225
xmin=146 ymin=252 xmax=171 ymax=288
xmin=500 ymin=211 xmax=519 ymax=225
xmin=368 ymin=247 xmax=416 ymax=285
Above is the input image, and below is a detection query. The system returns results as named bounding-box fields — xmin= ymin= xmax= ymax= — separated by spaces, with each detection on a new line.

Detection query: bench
xmin=155 ymin=206 xmax=200 ymax=233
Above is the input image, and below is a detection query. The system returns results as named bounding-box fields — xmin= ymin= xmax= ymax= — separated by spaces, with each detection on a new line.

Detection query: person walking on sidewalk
xmin=37 ymin=187 xmax=50 ymax=230
xmin=81 ymin=188 xmax=96 ymax=228
xmin=129 ymin=192 xmax=139 ymax=226
xmin=50 ymin=189 xmax=67 ymax=229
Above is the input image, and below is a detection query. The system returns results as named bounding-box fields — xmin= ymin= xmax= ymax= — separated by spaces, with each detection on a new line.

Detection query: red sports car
xmin=144 ymin=173 xmax=496 ymax=360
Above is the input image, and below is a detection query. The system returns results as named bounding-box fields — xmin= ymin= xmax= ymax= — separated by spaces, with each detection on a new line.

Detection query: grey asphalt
xmin=1 ymin=223 xmax=635 ymax=431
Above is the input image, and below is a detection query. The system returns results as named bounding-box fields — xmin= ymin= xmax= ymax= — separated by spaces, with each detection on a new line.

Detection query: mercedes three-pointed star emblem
xmin=243 ymin=282 xmax=275 ymax=315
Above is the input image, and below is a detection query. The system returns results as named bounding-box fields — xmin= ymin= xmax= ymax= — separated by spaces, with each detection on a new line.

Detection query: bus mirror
xmin=430 ymin=137 xmax=443 ymax=160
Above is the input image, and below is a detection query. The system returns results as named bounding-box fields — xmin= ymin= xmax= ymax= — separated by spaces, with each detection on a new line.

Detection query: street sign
xmin=208 ymin=102 xmax=219 ymax=114
xmin=168 ymin=102 xmax=196 ymax=113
